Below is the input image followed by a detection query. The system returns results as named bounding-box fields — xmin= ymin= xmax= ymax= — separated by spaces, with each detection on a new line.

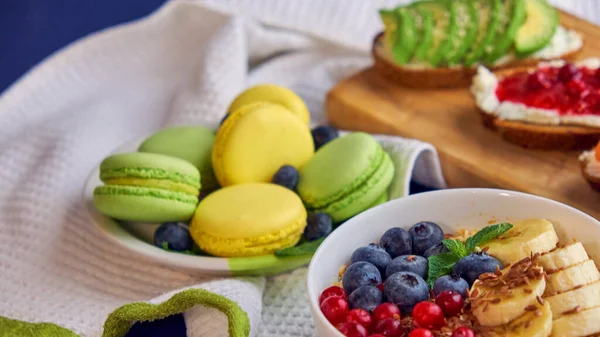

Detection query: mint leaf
xmin=275 ymin=238 xmax=325 ymax=257
xmin=442 ymin=239 xmax=468 ymax=258
xmin=465 ymin=223 xmax=514 ymax=253
xmin=426 ymin=252 xmax=461 ymax=288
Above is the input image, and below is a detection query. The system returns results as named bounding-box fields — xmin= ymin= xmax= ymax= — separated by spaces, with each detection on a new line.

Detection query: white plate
xmin=83 ymin=136 xmax=312 ymax=276
xmin=306 ymin=188 xmax=600 ymax=337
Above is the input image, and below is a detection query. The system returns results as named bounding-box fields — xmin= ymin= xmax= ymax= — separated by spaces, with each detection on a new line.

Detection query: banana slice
xmin=470 ymin=257 xmax=546 ymax=327
xmin=487 ymin=301 xmax=552 ymax=337
xmin=546 ymin=281 xmax=600 ymax=319
xmin=545 ymin=259 xmax=600 ymax=295
xmin=536 ymin=242 xmax=589 ymax=273
xmin=551 ymin=306 xmax=600 ymax=337
xmin=485 ymin=219 xmax=558 ymax=265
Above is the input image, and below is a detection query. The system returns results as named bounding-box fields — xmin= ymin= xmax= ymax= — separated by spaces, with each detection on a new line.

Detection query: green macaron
xmin=138 ymin=126 xmax=219 ymax=192
xmin=297 ymin=132 xmax=394 ymax=222
xmin=93 ymin=152 xmax=201 ymax=222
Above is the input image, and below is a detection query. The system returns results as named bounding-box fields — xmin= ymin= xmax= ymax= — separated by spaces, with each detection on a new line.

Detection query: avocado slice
xmin=413 ymin=0 xmax=458 ymax=67
xmin=391 ymin=8 xmax=418 ymax=64
xmin=412 ymin=8 xmax=435 ymax=62
xmin=486 ymin=0 xmax=527 ymax=63
xmin=446 ymin=0 xmax=479 ymax=65
xmin=463 ymin=0 xmax=502 ymax=67
xmin=379 ymin=9 xmax=397 ymax=53
xmin=514 ymin=0 xmax=559 ymax=56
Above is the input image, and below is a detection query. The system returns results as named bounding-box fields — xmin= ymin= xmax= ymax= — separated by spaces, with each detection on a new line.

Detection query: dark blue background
xmin=0 ymin=0 xmax=167 ymax=94
xmin=0 ymin=1 xmax=437 ymax=335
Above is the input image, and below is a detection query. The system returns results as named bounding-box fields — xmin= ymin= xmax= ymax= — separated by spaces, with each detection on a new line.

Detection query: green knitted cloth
xmin=0 ymin=288 xmax=250 ymax=337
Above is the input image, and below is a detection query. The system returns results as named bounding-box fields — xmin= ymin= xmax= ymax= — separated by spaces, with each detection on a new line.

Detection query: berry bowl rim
xmin=306 ymin=188 xmax=600 ymax=337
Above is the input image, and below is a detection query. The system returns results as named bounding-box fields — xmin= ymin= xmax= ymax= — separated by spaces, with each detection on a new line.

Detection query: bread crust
xmin=372 ymin=32 xmax=583 ymax=89
xmin=479 ymin=109 xmax=600 ymax=150
xmin=477 ymin=66 xmax=600 ymax=151
xmin=580 ymin=155 xmax=600 ymax=192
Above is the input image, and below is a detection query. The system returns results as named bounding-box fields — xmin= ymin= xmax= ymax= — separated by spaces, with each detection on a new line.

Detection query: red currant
xmin=367 ymin=335 xmax=386 ymax=337
xmin=373 ymin=318 xmax=403 ymax=337
xmin=567 ymin=79 xmax=589 ymax=98
xmin=412 ymin=301 xmax=446 ymax=330
xmin=526 ymin=71 xmax=552 ymax=90
xmin=347 ymin=309 xmax=374 ymax=331
xmin=409 ymin=328 xmax=434 ymax=337
xmin=451 ymin=327 xmax=475 ymax=337
xmin=338 ymin=321 xmax=368 ymax=337
xmin=435 ymin=290 xmax=465 ymax=317
xmin=372 ymin=303 xmax=401 ymax=324
xmin=558 ymin=63 xmax=581 ymax=82
xmin=320 ymin=286 xmax=346 ymax=304
xmin=320 ymin=296 xmax=349 ymax=325
xmin=377 ymin=283 xmax=385 ymax=293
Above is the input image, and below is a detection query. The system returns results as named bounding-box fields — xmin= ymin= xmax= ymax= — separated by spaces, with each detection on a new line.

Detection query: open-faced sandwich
xmin=579 ymin=141 xmax=600 ymax=192
xmin=374 ymin=0 xmax=584 ymax=89
xmin=472 ymin=58 xmax=600 ymax=150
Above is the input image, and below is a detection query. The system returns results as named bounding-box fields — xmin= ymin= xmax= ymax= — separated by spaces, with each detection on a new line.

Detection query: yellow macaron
xmin=213 ymin=101 xmax=314 ymax=187
xmin=227 ymin=84 xmax=311 ymax=124
xmin=189 ymin=183 xmax=307 ymax=257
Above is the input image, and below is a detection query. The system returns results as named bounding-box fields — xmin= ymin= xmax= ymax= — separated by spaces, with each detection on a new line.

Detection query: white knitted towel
xmin=0 ymin=1 xmax=597 ymax=336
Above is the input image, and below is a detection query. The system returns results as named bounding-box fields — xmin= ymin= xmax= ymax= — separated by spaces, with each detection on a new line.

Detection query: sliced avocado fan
xmin=413 ymin=0 xmax=458 ymax=67
xmin=446 ymin=0 xmax=479 ymax=65
xmin=378 ymin=9 xmax=397 ymax=52
xmin=391 ymin=8 xmax=418 ymax=64
xmin=514 ymin=0 xmax=559 ymax=56
xmin=412 ymin=8 xmax=435 ymax=63
xmin=463 ymin=0 xmax=502 ymax=67
xmin=486 ymin=0 xmax=527 ymax=63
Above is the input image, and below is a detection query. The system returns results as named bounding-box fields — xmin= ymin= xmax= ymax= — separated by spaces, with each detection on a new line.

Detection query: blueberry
xmin=311 ymin=125 xmax=339 ymax=150
xmin=342 ymin=261 xmax=382 ymax=295
xmin=303 ymin=212 xmax=333 ymax=241
xmin=386 ymin=255 xmax=428 ymax=280
xmin=408 ymin=221 xmax=444 ymax=256
xmin=384 ymin=271 xmax=429 ymax=314
xmin=154 ymin=222 xmax=194 ymax=252
xmin=271 ymin=165 xmax=299 ymax=190
xmin=433 ymin=274 xmax=470 ymax=298
xmin=347 ymin=286 xmax=383 ymax=312
xmin=452 ymin=252 xmax=504 ymax=286
xmin=350 ymin=244 xmax=392 ymax=276
xmin=380 ymin=227 xmax=412 ymax=258
xmin=423 ymin=243 xmax=449 ymax=258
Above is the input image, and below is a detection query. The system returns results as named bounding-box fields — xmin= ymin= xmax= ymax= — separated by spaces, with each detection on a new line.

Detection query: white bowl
xmin=307 ymin=188 xmax=600 ymax=337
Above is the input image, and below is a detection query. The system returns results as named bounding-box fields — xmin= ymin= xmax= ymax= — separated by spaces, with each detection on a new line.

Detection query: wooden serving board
xmin=326 ymin=11 xmax=600 ymax=220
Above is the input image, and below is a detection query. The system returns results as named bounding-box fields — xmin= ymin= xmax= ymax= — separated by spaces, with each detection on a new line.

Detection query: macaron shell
xmin=313 ymin=151 xmax=395 ymax=222
xmin=227 ymin=84 xmax=310 ymax=124
xmin=138 ymin=126 xmax=218 ymax=192
xmin=93 ymin=185 xmax=198 ymax=222
xmin=212 ymin=102 xmax=314 ymax=187
xmin=189 ymin=183 xmax=307 ymax=257
xmin=100 ymin=152 xmax=201 ymax=186
xmin=196 ymin=227 xmax=303 ymax=257
xmin=298 ymin=132 xmax=383 ymax=208
xmin=370 ymin=191 xmax=389 ymax=208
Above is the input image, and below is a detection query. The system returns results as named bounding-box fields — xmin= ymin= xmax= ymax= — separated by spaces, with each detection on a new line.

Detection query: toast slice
xmin=474 ymin=63 xmax=600 ymax=150
xmin=579 ymin=147 xmax=600 ymax=192
xmin=372 ymin=31 xmax=582 ymax=89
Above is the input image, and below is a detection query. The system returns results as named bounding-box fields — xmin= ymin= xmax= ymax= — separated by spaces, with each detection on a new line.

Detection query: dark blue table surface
xmin=0 ymin=2 xmax=438 ymax=335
